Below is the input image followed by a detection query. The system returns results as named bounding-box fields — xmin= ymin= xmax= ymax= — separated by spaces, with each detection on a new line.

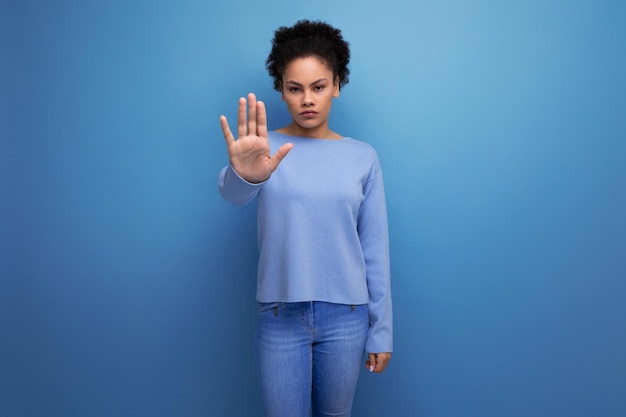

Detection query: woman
xmin=218 ymin=20 xmax=392 ymax=417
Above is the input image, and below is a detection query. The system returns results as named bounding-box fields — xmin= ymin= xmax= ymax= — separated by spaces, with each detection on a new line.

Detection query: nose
xmin=302 ymin=91 xmax=314 ymax=107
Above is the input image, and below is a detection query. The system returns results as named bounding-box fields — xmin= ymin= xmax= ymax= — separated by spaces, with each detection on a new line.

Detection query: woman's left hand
xmin=366 ymin=352 xmax=392 ymax=373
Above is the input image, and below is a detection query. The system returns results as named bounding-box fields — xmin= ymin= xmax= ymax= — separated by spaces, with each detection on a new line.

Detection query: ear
xmin=333 ymin=77 xmax=340 ymax=98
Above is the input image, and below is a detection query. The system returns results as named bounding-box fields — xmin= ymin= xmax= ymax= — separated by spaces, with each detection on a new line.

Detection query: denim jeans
xmin=255 ymin=301 xmax=369 ymax=417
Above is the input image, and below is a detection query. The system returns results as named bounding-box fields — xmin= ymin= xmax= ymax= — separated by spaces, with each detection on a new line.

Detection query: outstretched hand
xmin=220 ymin=93 xmax=293 ymax=183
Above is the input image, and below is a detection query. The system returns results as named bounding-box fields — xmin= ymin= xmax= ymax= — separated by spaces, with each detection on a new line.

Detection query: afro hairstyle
xmin=266 ymin=20 xmax=350 ymax=92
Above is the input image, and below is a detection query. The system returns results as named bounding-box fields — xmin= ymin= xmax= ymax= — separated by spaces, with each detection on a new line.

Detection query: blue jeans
xmin=255 ymin=301 xmax=369 ymax=417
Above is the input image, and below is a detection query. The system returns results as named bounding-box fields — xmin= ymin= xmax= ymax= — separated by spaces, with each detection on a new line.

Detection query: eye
xmin=314 ymin=85 xmax=325 ymax=92
xmin=289 ymin=87 xmax=301 ymax=93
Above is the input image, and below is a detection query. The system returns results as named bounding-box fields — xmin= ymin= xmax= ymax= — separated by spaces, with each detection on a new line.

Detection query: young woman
xmin=218 ymin=20 xmax=392 ymax=417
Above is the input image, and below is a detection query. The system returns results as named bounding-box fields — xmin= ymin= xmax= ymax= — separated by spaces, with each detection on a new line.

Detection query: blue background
xmin=2 ymin=0 xmax=625 ymax=416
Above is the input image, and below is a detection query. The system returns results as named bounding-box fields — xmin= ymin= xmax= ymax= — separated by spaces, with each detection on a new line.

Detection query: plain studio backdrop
xmin=1 ymin=1 xmax=624 ymax=416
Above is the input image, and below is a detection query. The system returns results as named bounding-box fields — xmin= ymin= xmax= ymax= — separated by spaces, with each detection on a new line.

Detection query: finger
xmin=365 ymin=353 xmax=391 ymax=373
xmin=375 ymin=353 xmax=391 ymax=373
xmin=247 ymin=93 xmax=257 ymax=136
xmin=257 ymin=100 xmax=268 ymax=138
xmin=366 ymin=353 xmax=375 ymax=372
xmin=268 ymin=143 xmax=293 ymax=173
xmin=237 ymin=97 xmax=247 ymax=138
xmin=220 ymin=115 xmax=235 ymax=146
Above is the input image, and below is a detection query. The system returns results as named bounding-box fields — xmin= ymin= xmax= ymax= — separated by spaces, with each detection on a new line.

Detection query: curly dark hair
xmin=266 ymin=20 xmax=350 ymax=92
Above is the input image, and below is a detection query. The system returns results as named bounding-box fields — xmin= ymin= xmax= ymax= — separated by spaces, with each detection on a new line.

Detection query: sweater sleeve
xmin=358 ymin=162 xmax=393 ymax=353
xmin=218 ymin=165 xmax=265 ymax=206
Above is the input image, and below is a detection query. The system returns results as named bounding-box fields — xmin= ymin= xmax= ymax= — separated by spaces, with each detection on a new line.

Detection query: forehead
xmin=282 ymin=56 xmax=333 ymax=81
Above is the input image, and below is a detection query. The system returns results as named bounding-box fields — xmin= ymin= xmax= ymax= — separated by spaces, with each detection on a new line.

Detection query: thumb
xmin=268 ymin=142 xmax=293 ymax=172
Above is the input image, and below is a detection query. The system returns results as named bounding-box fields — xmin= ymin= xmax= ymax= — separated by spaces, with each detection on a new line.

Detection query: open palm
xmin=220 ymin=93 xmax=293 ymax=183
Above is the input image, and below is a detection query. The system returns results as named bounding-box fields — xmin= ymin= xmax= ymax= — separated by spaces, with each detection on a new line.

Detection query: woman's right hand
xmin=220 ymin=93 xmax=293 ymax=183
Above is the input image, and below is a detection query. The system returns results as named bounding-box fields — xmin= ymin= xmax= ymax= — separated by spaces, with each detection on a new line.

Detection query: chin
xmin=295 ymin=120 xmax=324 ymax=130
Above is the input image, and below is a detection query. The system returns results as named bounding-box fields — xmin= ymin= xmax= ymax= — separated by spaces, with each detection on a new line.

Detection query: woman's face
xmin=281 ymin=56 xmax=340 ymax=138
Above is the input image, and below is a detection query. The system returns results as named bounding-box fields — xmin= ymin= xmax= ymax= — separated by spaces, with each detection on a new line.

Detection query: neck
xmin=280 ymin=122 xmax=342 ymax=140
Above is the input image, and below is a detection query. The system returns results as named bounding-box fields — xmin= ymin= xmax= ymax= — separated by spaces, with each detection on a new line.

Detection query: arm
xmin=358 ymin=161 xmax=393 ymax=372
xmin=218 ymin=164 xmax=264 ymax=206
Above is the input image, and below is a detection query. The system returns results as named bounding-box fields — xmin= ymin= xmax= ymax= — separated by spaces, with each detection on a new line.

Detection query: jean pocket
xmin=258 ymin=302 xmax=284 ymax=313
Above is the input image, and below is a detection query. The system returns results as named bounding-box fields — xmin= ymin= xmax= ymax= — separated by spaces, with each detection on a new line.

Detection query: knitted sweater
xmin=218 ymin=131 xmax=392 ymax=353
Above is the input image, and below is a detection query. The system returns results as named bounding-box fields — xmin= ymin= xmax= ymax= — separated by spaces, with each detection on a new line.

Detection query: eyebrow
xmin=284 ymin=78 xmax=328 ymax=87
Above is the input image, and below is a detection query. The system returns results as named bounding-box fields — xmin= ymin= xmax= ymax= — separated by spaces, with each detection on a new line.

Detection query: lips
xmin=300 ymin=111 xmax=318 ymax=117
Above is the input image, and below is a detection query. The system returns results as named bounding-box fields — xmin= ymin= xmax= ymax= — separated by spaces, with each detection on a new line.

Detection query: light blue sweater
xmin=218 ymin=131 xmax=392 ymax=353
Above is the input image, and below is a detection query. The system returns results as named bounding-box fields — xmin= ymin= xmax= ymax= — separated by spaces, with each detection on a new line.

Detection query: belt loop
xmin=351 ymin=305 xmax=355 ymax=311
xmin=273 ymin=306 xmax=278 ymax=317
